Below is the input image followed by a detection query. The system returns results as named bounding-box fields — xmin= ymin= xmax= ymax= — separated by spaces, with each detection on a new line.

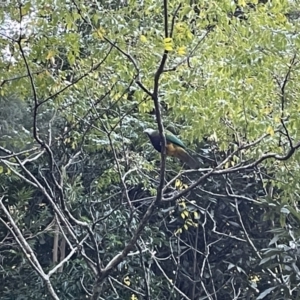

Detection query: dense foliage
xmin=1 ymin=0 xmax=300 ymax=299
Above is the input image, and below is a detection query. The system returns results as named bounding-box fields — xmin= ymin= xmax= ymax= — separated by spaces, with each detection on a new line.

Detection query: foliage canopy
xmin=1 ymin=0 xmax=300 ymax=299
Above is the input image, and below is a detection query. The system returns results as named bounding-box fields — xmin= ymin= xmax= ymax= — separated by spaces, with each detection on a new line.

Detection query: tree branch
xmin=0 ymin=196 xmax=60 ymax=300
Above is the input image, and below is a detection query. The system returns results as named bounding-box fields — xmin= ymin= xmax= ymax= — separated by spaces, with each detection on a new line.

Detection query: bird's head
xmin=143 ymin=128 xmax=156 ymax=137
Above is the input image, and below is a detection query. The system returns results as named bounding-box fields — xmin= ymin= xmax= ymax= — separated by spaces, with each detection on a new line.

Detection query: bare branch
xmin=163 ymin=30 xmax=211 ymax=72
xmin=109 ymin=275 xmax=146 ymax=297
xmin=169 ymin=4 xmax=182 ymax=38
xmin=151 ymin=0 xmax=171 ymax=207
xmin=48 ymin=234 xmax=88 ymax=277
xmin=152 ymin=253 xmax=191 ymax=300
xmin=0 ymin=196 xmax=60 ymax=300
xmin=39 ymin=46 xmax=114 ymax=106
xmin=164 ymin=136 xmax=300 ymax=202
xmin=0 ymin=70 xmax=45 ymax=89
xmin=235 ymin=199 xmax=282 ymax=285
xmin=1 ymin=160 xmax=38 ymax=188
xmin=136 ymin=240 xmax=151 ymax=299
xmin=198 ymin=187 xmax=261 ymax=204
xmin=98 ymin=116 xmax=133 ymax=211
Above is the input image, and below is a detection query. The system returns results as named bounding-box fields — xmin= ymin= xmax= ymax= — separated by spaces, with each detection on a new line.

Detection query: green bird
xmin=144 ymin=128 xmax=199 ymax=168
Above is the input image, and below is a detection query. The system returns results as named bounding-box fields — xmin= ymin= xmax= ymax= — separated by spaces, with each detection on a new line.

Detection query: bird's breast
xmin=166 ymin=143 xmax=180 ymax=156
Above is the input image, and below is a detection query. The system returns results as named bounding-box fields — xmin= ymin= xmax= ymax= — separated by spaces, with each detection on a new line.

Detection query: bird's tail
xmin=177 ymin=150 xmax=200 ymax=169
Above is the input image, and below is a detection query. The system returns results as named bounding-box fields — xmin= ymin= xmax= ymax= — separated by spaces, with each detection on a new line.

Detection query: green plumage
xmin=164 ymin=132 xmax=186 ymax=149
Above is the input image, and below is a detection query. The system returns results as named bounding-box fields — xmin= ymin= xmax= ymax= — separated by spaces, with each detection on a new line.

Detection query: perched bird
xmin=144 ymin=128 xmax=199 ymax=168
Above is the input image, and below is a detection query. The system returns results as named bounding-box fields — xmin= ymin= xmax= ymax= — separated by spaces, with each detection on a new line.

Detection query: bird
xmin=144 ymin=128 xmax=199 ymax=169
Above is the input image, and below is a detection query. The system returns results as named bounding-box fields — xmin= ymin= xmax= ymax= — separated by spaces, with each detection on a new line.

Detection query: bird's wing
xmin=165 ymin=133 xmax=186 ymax=149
